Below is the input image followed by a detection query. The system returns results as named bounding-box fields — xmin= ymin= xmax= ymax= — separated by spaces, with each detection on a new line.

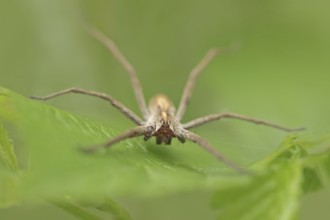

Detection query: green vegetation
xmin=0 ymin=88 xmax=329 ymax=219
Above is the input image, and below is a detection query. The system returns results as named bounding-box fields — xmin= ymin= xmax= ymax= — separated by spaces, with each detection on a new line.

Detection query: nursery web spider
xmin=31 ymin=27 xmax=304 ymax=173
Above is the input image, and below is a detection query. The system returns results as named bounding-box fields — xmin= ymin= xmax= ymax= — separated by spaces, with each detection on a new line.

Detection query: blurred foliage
xmin=1 ymin=0 xmax=330 ymax=219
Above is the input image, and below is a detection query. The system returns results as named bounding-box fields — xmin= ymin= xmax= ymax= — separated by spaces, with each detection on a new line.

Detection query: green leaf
xmin=301 ymin=150 xmax=330 ymax=194
xmin=210 ymin=130 xmax=330 ymax=220
xmin=1 ymin=86 xmax=330 ymax=219
xmin=276 ymin=132 xmax=330 ymax=194
xmin=0 ymin=119 xmax=19 ymax=172
xmin=212 ymin=161 xmax=302 ymax=220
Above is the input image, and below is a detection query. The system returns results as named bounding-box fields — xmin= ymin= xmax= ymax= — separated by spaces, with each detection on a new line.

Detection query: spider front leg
xmin=183 ymin=112 xmax=305 ymax=132
xmin=82 ymin=126 xmax=146 ymax=153
xmin=30 ymin=87 xmax=144 ymax=125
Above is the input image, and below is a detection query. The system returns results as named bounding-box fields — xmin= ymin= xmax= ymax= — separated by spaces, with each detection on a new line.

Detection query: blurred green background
xmin=1 ymin=0 xmax=329 ymax=219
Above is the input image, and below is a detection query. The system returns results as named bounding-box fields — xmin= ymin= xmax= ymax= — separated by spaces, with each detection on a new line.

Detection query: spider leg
xmin=82 ymin=126 xmax=146 ymax=153
xmin=175 ymin=49 xmax=219 ymax=121
xmin=183 ymin=112 xmax=305 ymax=132
xmin=30 ymin=87 xmax=144 ymax=125
xmin=183 ymin=129 xmax=249 ymax=174
xmin=86 ymin=26 xmax=149 ymax=120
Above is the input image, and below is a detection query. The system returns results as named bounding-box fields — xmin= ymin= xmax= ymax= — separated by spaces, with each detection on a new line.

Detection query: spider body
xmin=30 ymin=26 xmax=304 ymax=173
xmin=144 ymin=94 xmax=185 ymax=145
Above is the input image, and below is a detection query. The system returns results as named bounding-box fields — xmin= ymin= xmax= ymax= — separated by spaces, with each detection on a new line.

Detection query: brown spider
xmin=31 ymin=27 xmax=304 ymax=173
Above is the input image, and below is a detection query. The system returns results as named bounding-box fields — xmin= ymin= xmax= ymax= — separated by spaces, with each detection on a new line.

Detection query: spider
xmin=31 ymin=27 xmax=304 ymax=173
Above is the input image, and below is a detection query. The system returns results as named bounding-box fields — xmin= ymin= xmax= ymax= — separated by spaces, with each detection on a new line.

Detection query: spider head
xmin=144 ymin=123 xmax=185 ymax=145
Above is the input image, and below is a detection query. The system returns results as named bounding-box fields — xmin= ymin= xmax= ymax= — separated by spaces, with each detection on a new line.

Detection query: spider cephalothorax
xmin=31 ymin=26 xmax=304 ymax=173
xmin=144 ymin=94 xmax=185 ymax=145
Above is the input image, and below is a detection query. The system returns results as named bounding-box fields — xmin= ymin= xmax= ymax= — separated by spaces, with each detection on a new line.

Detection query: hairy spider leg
xmin=183 ymin=112 xmax=305 ymax=131
xmin=30 ymin=87 xmax=143 ymax=125
xmin=86 ymin=26 xmax=149 ymax=120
